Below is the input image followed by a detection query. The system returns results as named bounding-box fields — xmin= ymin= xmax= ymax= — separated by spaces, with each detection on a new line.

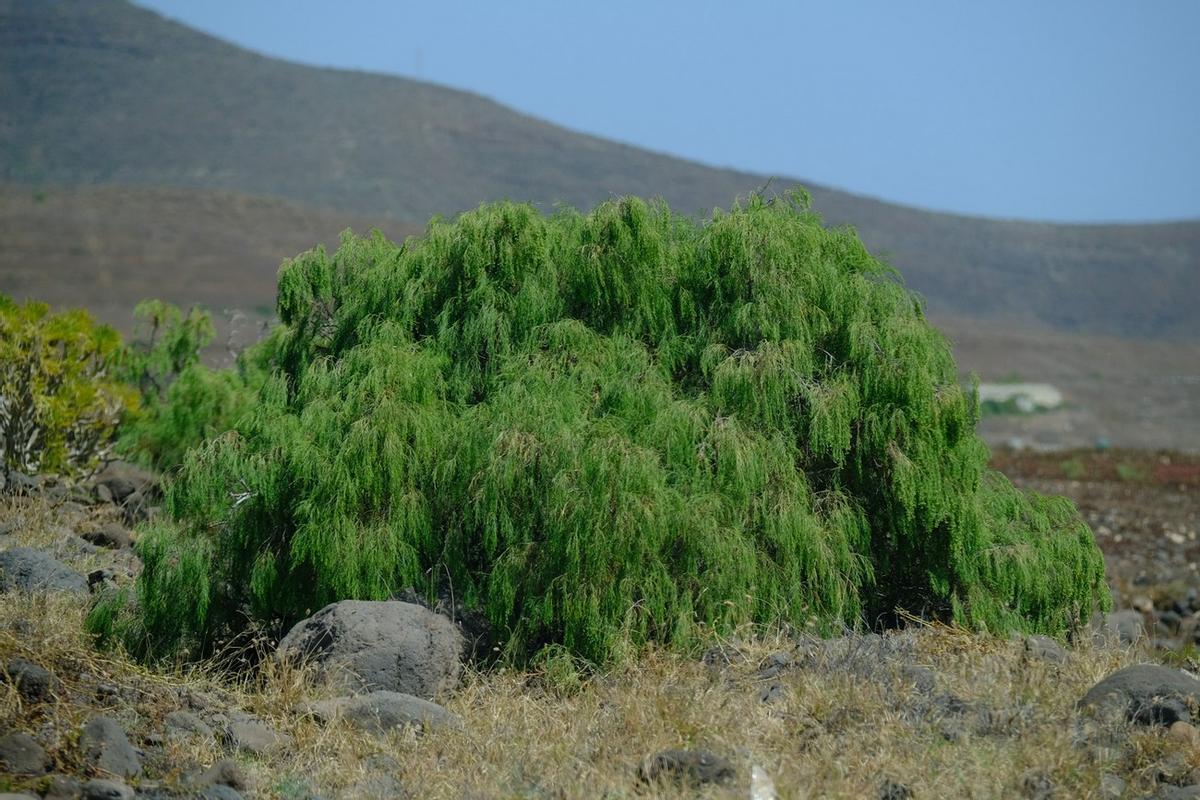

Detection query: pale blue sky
xmin=134 ymin=0 xmax=1200 ymax=223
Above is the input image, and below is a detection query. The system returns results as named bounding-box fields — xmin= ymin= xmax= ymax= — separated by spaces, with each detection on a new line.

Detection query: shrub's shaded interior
xmin=93 ymin=194 xmax=1109 ymax=663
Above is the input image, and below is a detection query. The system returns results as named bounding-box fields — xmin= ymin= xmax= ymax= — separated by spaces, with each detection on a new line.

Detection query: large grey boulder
xmin=305 ymin=691 xmax=461 ymax=734
xmin=0 ymin=547 xmax=88 ymax=595
xmin=277 ymin=600 xmax=465 ymax=700
xmin=1079 ymin=664 xmax=1200 ymax=727
xmin=79 ymin=716 xmax=141 ymax=778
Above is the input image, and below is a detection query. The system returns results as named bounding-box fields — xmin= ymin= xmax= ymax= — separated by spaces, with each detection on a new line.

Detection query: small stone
xmin=185 ymin=758 xmax=249 ymax=792
xmin=1024 ymin=635 xmax=1066 ymax=664
xmin=0 ymin=731 xmax=48 ymax=775
xmin=80 ymin=780 xmax=134 ymax=800
xmin=305 ymin=691 xmax=462 ymax=734
xmin=758 ymin=682 xmax=785 ymax=704
xmin=95 ymin=483 xmax=114 ymax=504
xmin=756 ymin=651 xmax=792 ymax=679
xmin=223 ymin=719 xmax=291 ymax=756
xmin=163 ymin=709 xmax=213 ymax=739
xmin=3 ymin=657 xmax=56 ymax=701
xmin=198 ymin=787 xmax=244 ymax=800
xmin=55 ymin=534 xmax=99 ymax=558
xmin=87 ymin=568 xmax=116 ymax=591
xmin=80 ymin=523 xmax=132 ymax=550
xmin=79 ymin=716 xmax=141 ymax=778
xmin=1104 ymin=610 xmax=1146 ymax=645
xmin=1020 ymin=772 xmax=1053 ymax=800
xmin=346 ymin=775 xmax=404 ymax=800
xmin=1170 ymin=720 xmax=1200 ymax=747
xmin=638 ymin=749 xmax=735 ymax=788
xmin=899 ymin=665 xmax=936 ymax=694
xmin=93 ymin=462 xmax=156 ymax=503
xmin=1098 ymin=774 xmax=1125 ymax=799
xmin=919 ymin=691 xmax=995 ymax=740
xmin=42 ymin=775 xmax=82 ymax=800
xmin=877 ymin=779 xmax=912 ymax=800
xmin=5 ymin=471 xmax=41 ymax=495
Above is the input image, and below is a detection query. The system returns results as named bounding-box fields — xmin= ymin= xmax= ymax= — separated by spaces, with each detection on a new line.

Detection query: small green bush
xmin=0 ymin=294 xmax=138 ymax=478
xmin=91 ymin=195 xmax=1109 ymax=663
xmin=115 ymin=300 xmax=263 ymax=471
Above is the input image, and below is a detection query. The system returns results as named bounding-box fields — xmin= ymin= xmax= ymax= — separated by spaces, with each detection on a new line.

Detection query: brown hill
xmin=0 ymin=184 xmax=413 ymax=342
xmin=1 ymin=184 xmax=1196 ymax=452
xmin=1 ymin=0 xmax=1198 ymax=339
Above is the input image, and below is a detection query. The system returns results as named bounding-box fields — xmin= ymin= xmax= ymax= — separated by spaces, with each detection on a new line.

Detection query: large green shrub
xmin=92 ymin=195 xmax=1109 ymax=663
xmin=0 ymin=295 xmax=138 ymax=478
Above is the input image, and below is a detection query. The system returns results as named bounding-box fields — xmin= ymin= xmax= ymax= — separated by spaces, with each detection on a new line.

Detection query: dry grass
xmin=2 ymin=497 xmax=1198 ymax=799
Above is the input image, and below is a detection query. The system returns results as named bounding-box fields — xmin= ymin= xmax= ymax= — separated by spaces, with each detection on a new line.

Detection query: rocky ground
xmin=1 ymin=451 xmax=1198 ymax=799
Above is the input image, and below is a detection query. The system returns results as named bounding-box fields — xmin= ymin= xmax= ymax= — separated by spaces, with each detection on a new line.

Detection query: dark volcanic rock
xmin=185 ymin=758 xmax=249 ymax=792
xmin=3 ymin=657 xmax=56 ymax=701
xmin=79 ymin=716 xmax=141 ymax=778
xmin=0 ymin=547 xmax=88 ymax=595
xmin=1079 ymin=664 xmax=1200 ymax=727
xmin=638 ymin=749 xmax=735 ymax=788
xmin=878 ymin=780 xmax=913 ymax=800
xmin=80 ymin=779 xmax=134 ymax=800
xmin=92 ymin=462 xmax=156 ymax=504
xmin=0 ymin=731 xmax=48 ymax=775
xmin=277 ymin=599 xmax=465 ymax=700
xmin=80 ymin=523 xmax=132 ymax=550
xmin=915 ymin=691 xmax=999 ymax=740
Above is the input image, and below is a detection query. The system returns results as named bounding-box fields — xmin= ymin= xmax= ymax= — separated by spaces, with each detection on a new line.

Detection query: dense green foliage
xmin=0 ymin=294 xmax=138 ymax=477
xmin=91 ymin=195 xmax=1109 ymax=663
xmin=115 ymin=301 xmax=260 ymax=471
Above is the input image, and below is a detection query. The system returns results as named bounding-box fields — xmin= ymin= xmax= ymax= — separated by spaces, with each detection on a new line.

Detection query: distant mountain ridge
xmin=1 ymin=0 xmax=1197 ymax=338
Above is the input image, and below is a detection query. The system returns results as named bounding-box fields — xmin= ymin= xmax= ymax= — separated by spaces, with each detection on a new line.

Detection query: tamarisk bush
xmin=91 ymin=194 xmax=1109 ymax=663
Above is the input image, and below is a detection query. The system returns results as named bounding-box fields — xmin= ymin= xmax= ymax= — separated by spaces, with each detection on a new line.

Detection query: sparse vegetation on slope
xmin=91 ymin=195 xmax=1108 ymax=664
